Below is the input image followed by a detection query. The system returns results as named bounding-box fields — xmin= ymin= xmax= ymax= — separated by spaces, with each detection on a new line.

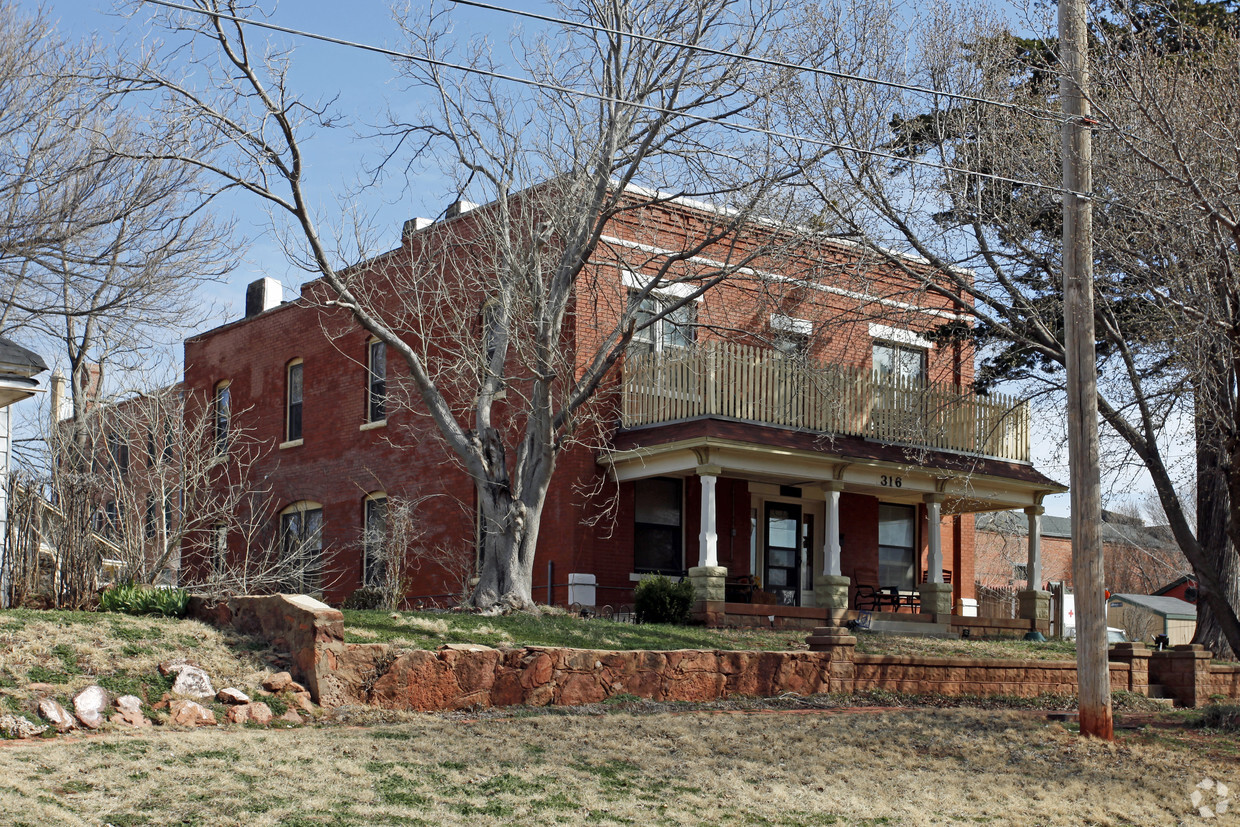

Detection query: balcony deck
xmin=621 ymin=342 xmax=1030 ymax=463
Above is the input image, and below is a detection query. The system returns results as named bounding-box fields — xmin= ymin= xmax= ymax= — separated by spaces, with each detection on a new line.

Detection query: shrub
xmin=342 ymin=587 xmax=387 ymax=611
xmin=1197 ymin=703 xmax=1240 ymax=732
xmin=99 ymin=583 xmax=189 ymax=618
xmin=634 ymin=576 xmax=694 ymax=625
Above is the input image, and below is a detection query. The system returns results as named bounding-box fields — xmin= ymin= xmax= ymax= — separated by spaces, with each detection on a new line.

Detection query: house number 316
xmin=880 ymin=475 xmax=902 ymax=488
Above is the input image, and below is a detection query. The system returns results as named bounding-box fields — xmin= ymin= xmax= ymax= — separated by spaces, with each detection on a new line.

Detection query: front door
xmin=765 ymin=502 xmax=801 ymax=606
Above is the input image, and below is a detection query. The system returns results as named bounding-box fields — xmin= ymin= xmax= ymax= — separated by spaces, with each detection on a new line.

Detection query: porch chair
xmin=854 ymin=585 xmax=882 ymax=612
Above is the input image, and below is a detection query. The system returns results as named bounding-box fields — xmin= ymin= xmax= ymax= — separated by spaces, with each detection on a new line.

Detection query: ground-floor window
xmin=363 ymin=494 xmax=387 ymax=588
xmin=280 ymin=502 xmax=324 ymax=594
xmin=634 ymin=477 xmax=683 ymax=574
xmin=878 ymin=503 xmax=916 ymax=589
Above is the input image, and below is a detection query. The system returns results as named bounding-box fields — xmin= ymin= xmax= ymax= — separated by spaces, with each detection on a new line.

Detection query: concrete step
xmin=1146 ymin=684 xmax=1176 ymax=706
xmin=865 ymin=617 xmax=952 ymax=636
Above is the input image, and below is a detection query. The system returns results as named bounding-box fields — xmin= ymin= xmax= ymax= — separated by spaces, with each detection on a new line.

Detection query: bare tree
xmin=117 ymin=0 xmax=831 ymax=611
xmin=776 ymin=0 xmax=1240 ymax=656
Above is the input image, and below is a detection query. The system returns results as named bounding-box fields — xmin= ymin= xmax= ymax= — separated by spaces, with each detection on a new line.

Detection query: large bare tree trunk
xmin=1194 ymin=381 xmax=1238 ymax=658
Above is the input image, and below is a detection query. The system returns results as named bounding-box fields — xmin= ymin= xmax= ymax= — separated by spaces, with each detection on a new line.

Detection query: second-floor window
xmin=873 ymin=341 xmax=926 ymax=385
xmin=213 ymin=381 xmax=230 ymax=454
xmin=366 ymin=340 xmax=385 ymax=423
xmin=286 ymin=360 xmax=303 ymax=441
xmin=107 ymin=432 xmax=129 ymax=477
xmin=629 ymin=291 xmax=695 ymax=356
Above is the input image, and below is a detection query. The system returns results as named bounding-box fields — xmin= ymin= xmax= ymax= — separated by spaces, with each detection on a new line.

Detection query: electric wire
xmin=141 ymin=0 xmax=1093 ymax=199
xmin=450 ymin=0 xmax=1067 ymax=122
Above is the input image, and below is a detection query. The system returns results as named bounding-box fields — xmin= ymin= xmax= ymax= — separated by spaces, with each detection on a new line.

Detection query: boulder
xmin=227 ymin=701 xmax=273 ymax=725
xmin=247 ymin=702 xmax=273 ymax=725
xmin=216 ymin=687 xmax=251 ymax=705
xmin=278 ymin=709 xmax=303 ymax=725
xmin=0 ymin=713 xmax=47 ymax=739
xmin=289 ymin=691 xmax=315 ymax=713
xmin=111 ymin=695 xmax=151 ymax=728
xmin=168 ymin=699 xmax=216 ymax=727
xmin=171 ymin=665 xmax=215 ymax=700
xmin=159 ymin=659 xmax=196 ymax=677
xmin=261 ymin=671 xmax=293 ymax=692
xmin=73 ymin=686 xmax=109 ymax=730
xmin=37 ymin=698 xmax=77 ymax=733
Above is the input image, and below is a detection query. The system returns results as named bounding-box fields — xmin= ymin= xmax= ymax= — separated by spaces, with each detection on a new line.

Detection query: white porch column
xmin=1025 ymin=505 xmax=1044 ymax=590
xmin=925 ymin=494 xmax=945 ymax=583
xmin=822 ymin=483 xmax=842 ymax=577
xmin=697 ymin=468 xmax=719 ymax=568
xmin=917 ymin=493 xmax=952 ymax=615
xmin=1018 ymin=504 xmax=1050 ymax=627
xmin=688 ymin=465 xmax=727 ymax=615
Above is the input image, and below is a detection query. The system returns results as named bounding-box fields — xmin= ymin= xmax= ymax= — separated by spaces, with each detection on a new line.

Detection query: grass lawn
xmin=0 ymin=609 xmax=286 ymax=726
xmin=0 ymin=703 xmax=1233 ymax=826
xmin=342 ymin=609 xmax=1081 ymax=661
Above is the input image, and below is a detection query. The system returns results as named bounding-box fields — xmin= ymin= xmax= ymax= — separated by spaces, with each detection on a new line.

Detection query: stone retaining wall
xmin=851 ymin=654 xmax=1130 ymax=697
xmin=187 ymin=595 xmax=1240 ymax=711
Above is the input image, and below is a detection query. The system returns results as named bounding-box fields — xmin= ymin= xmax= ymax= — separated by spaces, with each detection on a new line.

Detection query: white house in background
xmin=0 ymin=337 xmax=48 ymax=608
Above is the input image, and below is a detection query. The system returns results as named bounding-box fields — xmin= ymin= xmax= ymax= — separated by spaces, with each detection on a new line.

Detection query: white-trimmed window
xmin=878 ymin=503 xmax=917 ymax=589
xmin=286 ymin=359 xmax=304 ymax=442
xmin=362 ymin=493 xmax=387 ymax=588
xmin=366 ymin=340 xmax=386 ymax=423
xmin=770 ymin=314 xmax=812 ymax=357
xmin=633 ymin=477 xmax=684 ymax=575
xmin=211 ymin=524 xmax=227 ymax=575
xmin=280 ymin=501 xmax=324 ymax=594
xmin=628 ymin=290 xmax=696 ymax=355
xmin=213 ymin=381 xmax=231 ymax=454
xmin=872 ymin=341 xmax=926 ymax=385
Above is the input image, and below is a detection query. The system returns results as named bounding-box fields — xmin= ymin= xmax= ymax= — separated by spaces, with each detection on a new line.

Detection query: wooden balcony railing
xmin=621 ymin=342 xmax=1030 ymax=463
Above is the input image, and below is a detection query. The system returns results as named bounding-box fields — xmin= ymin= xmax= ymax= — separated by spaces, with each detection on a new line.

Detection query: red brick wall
xmin=183 ymin=192 xmax=990 ymax=605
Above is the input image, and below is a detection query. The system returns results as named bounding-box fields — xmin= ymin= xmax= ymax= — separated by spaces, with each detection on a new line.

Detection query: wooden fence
xmin=622 ymin=342 xmax=1030 ymax=462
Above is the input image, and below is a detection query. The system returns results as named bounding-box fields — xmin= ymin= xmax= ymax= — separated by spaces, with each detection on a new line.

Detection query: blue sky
xmin=26 ymin=0 xmax=535 ymax=319
xmin=15 ymin=0 xmax=1183 ymax=520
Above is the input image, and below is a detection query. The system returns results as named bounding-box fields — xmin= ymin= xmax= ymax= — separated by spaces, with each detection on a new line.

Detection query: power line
xmin=451 ymin=0 xmax=1066 ymax=122
xmin=142 ymin=0 xmax=1090 ymax=198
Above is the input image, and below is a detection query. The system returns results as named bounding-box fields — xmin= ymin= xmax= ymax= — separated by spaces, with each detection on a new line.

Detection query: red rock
xmin=290 ymin=691 xmax=314 ymax=713
xmin=278 ymin=709 xmax=303 ymax=724
xmin=521 ymin=652 xmax=553 ymax=688
xmin=37 ymin=698 xmax=77 ymax=732
xmin=217 ymin=687 xmax=251 ymax=705
xmin=112 ymin=695 xmax=151 ymax=727
xmin=248 ymin=702 xmax=274 ymax=725
xmin=557 ymin=672 xmax=607 ymax=706
xmin=262 ymin=671 xmax=293 ymax=692
xmin=169 ymin=699 xmax=216 ymax=727
xmin=73 ymin=686 xmax=109 ymax=730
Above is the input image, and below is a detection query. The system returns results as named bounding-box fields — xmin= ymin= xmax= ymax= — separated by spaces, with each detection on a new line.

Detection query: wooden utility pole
xmin=1060 ymin=0 xmax=1113 ymax=739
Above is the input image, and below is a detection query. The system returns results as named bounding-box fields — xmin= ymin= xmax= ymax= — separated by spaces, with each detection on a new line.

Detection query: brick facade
xmin=182 ymin=189 xmax=1063 ymax=609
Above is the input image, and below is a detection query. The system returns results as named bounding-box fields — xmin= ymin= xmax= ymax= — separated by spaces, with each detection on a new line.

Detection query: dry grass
xmin=0 ymin=610 xmax=279 ymax=711
xmin=0 ymin=705 xmax=1231 ymax=826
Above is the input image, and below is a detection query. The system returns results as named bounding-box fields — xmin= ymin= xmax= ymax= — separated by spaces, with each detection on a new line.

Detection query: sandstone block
xmin=217 ymin=687 xmax=251 ymax=705
xmin=37 ymin=698 xmax=76 ymax=732
xmin=73 ymin=686 xmax=109 ymax=730
xmin=169 ymin=699 xmax=216 ymax=727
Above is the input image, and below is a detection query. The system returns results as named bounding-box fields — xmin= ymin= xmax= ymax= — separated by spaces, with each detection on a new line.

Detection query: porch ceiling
xmin=599 ymin=422 xmax=1065 ymax=514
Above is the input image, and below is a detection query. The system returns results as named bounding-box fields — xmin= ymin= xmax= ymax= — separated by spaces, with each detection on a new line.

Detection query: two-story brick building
xmin=183 ymin=187 xmax=1065 ymax=626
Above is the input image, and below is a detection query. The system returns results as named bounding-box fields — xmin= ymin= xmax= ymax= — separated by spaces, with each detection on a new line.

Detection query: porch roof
xmin=600 ymin=417 xmax=1066 ymax=513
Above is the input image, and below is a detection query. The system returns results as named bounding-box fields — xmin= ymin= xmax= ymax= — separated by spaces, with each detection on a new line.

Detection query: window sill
xmin=279 ymin=438 xmax=303 ymax=450
xmin=360 ymin=419 xmax=387 ymax=431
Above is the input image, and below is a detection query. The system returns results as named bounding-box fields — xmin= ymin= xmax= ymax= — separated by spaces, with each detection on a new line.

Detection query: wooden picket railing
xmin=621 ymin=341 xmax=1030 ymax=462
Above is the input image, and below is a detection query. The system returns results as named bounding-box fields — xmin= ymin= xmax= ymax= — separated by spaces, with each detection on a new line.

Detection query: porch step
xmin=865 ymin=617 xmax=952 ymax=636
xmin=1145 ymin=684 xmax=1176 ymax=706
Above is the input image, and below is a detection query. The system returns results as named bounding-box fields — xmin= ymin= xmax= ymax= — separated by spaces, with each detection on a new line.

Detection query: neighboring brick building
xmin=183 ymin=187 xmax=1065 ymax=619
xmin=975 ymin=509 xmax=1189 ymax=594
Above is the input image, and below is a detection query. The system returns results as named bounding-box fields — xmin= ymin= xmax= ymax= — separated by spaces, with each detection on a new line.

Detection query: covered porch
xmin=601 ymin=418 xmax=1065 ymax=632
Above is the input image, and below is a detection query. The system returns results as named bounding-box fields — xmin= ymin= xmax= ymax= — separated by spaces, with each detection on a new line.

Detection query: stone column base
xmin=687 ymin=566 xmax=727 ymax=604
xmin=1017 ymin=589 xmax=1051 ymax=622
xmin=813 ymin=574 xmax=851 ymax=624
xmin=917 ymin=582 xmax=952 ymax=615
